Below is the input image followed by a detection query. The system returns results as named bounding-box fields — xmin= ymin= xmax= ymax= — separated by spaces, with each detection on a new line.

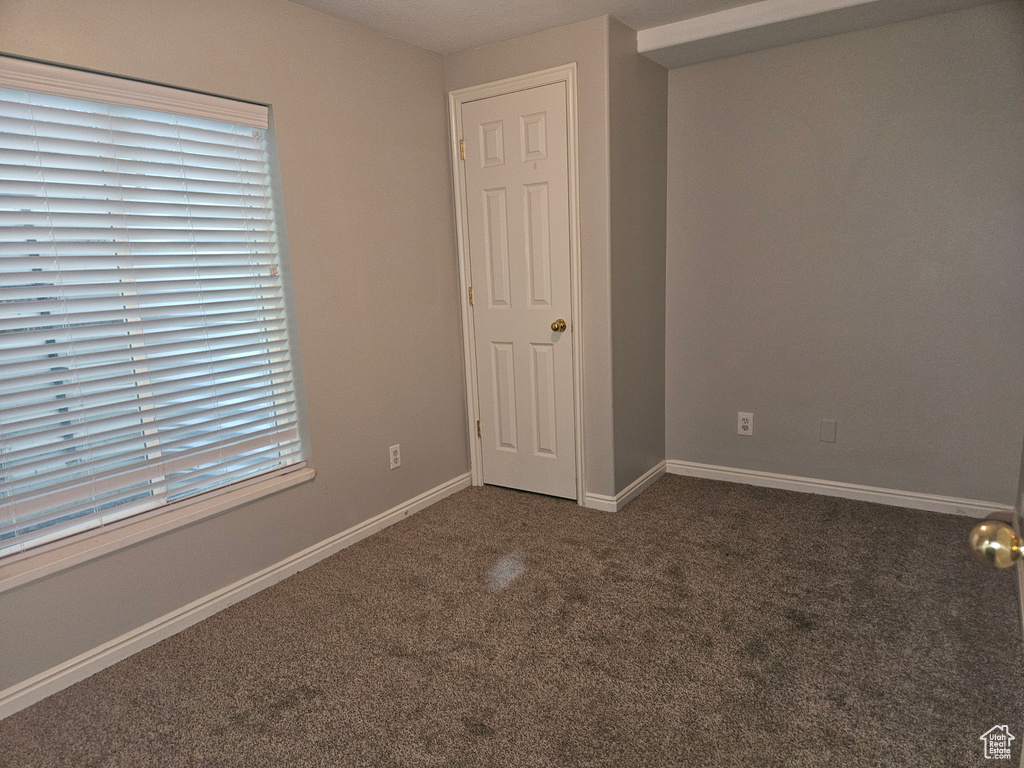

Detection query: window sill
xmin=0 ymin=466 xmax=316 ymax=595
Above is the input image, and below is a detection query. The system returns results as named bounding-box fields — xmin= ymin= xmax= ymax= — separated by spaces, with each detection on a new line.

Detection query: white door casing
xmin=450 ymin=67 xmax=583 ymax=501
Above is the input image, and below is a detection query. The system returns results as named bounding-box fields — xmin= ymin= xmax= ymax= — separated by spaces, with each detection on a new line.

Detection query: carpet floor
xmin=1 ymin=475 xmax=1022 ymax=767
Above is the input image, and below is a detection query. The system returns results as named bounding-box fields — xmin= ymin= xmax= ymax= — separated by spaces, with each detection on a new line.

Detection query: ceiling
xmin=288 ymin=0 xmax=994 ymax=63
xmin=286 ymin=0 xmax=755 ymax=54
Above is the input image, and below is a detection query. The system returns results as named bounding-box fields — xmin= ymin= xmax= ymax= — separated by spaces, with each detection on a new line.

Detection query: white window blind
xmin=0 ymin=60 xmax=306 ymax=559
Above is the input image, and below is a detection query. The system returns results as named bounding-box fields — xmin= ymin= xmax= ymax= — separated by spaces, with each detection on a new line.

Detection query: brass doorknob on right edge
xmin=969 ymin=522 xmax=1022 ymax=568
xmin=551 ymin=319 xmax=567 ymax=333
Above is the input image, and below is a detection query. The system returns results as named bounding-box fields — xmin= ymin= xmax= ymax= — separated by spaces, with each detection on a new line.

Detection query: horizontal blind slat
xmin=1 ymin=318 xmax=286 ymax=361
xmin=1 ymin=342 xmax=292 ymax=396
xmin=0 ymin=195 xmax=274 ymax=219
xmin=0 ymin=239 xmax=277 ymax=257
xmin=0 ymin=301 xmax=285 ymax=336
xmin=0 ymin=225 xmax=275 ymax=244
xmin=5 ymin=430 xmax=301 ymax=526
xmin=1 ymin=391 xmax=298 ymax=460
xmin=2 ymin=452 xmax=304 ymax=548
xmin=3 ymin=410 xmax=300 ymax=489
xmin=4 ymin=428 xmax=302 ymax=517
xmin=3 ymin=265 xmax=280 ymax=286
xmin=0 ymin=354 xmax=292 ymax=411
xmin=1 ymin=327 xmax=290 ymax=382
xmin=162 ymin=450 xmax=304 ymax=503
xmin=1 ymin=150 xmax=269 ymax=186
xmin=1 ymin=256 xmax=279 ymax=273
xmin=0 ymin=286 xmax=285 ymax=319
xmin=0 ymin=179 xmax=271 ymax=208
xmin=2 ymin=371 xmax=294 ymax=433
xmin=0 ymin=101 xmax=265 ymax=144
xmin=0 ymin=310 xmax=285 ymax=350
xmin=1 ymin=276 xmax=281 ymax=303
xmin=0 ymin=113 xmax=266 ymax=164
xmin=0 ymin=165 xmax=270 ymax=198
xmin=0 ymin=133 xmax=268 ymax=174
xmin=0 ymin=211 xmax=273 ymax=230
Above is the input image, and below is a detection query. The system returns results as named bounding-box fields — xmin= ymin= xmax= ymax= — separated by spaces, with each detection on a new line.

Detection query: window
xmin=0 ymin=56 xmax=308 ymax=561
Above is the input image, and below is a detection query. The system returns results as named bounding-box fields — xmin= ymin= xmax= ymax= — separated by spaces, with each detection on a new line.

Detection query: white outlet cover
xmin=738 ymin=412 xmax=753 ymax=435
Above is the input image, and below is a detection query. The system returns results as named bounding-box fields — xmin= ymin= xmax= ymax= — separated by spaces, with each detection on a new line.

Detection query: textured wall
xmin=665 ymin=2 xmax=1024 ymax=503
xmin=0 ymin=0 xmax=467 ymax=689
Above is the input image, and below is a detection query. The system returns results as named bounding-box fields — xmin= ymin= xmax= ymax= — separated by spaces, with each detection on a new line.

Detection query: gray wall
xmin=608 ymin=19 xmax=668 ymax=492
xmin=0 ymin=0 xmax=467 ymax=689
xmin=665 ymin=1 xmax=1024 ymax=504
xmin=445 ymin=17 xmax=618 ymax=498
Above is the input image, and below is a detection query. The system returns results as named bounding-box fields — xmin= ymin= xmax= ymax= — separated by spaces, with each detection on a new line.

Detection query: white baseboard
xmin=665 ymin=460 xmax=1013 ymax=518
xmin=584 ymin=461 xmax=666 ymax=512
xmin=0 ymin=472 xmax=472 ymax=721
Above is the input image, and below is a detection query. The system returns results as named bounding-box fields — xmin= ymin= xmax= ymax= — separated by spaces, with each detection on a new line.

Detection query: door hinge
xmin=459 ymin=139 xmax=465 ymax=160
xmin=468 ymin=286 xmax=474 ymax=306
xmin=477 ymin=420 xmax=481 ymax=438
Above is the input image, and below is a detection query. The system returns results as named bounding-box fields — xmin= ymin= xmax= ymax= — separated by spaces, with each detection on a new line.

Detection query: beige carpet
xmin=1 ymin=475 xmax=1021 ymax=767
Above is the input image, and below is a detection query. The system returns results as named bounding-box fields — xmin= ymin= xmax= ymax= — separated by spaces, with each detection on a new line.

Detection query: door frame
xmin=448 ymin=63 xmax=586 ymax=505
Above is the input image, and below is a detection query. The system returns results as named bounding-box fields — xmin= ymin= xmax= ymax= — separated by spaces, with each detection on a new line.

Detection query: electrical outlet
xmin=389 ymin=444 xmax=401 ymax=470
xmin=738 ymin=412 xmax=753 ymax=436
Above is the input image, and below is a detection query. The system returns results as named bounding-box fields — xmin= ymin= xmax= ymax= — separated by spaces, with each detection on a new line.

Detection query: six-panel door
xmin=462 ymin=82 xmax=576 ymax=499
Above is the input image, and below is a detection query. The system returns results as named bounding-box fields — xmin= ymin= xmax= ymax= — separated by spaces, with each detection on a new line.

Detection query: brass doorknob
xmin=969 ymin=521 xmax=1022 ymax=568
xmin=551 ymin=319 xmax=567 ymax=333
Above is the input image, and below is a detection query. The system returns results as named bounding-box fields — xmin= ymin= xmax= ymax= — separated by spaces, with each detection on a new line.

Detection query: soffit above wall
xmin=637 ymin=0 xmax=999 ymax=68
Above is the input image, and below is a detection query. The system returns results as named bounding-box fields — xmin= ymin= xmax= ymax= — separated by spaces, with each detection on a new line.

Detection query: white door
xmin=461 ymin=82 xmax=576 ymax=499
